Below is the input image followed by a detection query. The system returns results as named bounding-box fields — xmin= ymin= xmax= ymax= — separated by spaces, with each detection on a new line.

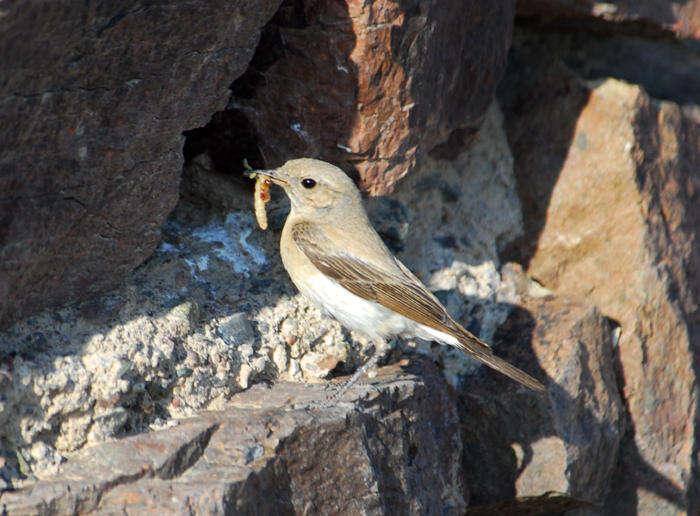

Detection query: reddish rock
xmin=222 ymin=0 xmax=515 ymax=195
xmin=460 ymin=284 xmax=625 ymax=508
xmin=0 ymin=0 xmax=282 ymax=330
xmin=500 ymin=52 xmax=699 ymax=513
xmin=516 ymin=0 xmax=700 ymax=39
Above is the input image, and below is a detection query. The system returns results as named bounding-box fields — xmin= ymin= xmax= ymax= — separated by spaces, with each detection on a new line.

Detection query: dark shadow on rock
xmin=515 ymin=2 xmax=682 ymax=40
xmin=182 ymin=0 xmax=361 ymax=200
xmin=232 ymin=459 xmax=296 ymax=514
xmin=512 ymin=26 xmax=700 ymax=106
xmin=457 ymin=301 xmax=686 ymax=513
xmin=603 ymin=328 xmax=690 ymax=515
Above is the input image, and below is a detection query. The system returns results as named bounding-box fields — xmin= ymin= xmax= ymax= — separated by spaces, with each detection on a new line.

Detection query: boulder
xmin=190 ymin=0 xmax=516 ymax=195
xmin=500 ymin=46 xmax=699 ymax=514
xmin=0 ymin=361 xmax=466 ymax=515
xmin=0 ymin=0 xmax=283 ymax=330
xmin=460 ymin=276 xmax=625 ymax=508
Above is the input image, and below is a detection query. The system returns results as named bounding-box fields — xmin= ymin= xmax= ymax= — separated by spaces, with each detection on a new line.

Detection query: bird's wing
xmin=290 ymin=221 xmax=467 ymax=338
xmin=291 ymin=221 xmax=545 ymax=392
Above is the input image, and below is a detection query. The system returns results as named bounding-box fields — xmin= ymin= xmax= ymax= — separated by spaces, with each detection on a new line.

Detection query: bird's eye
xmin=301 ymin=178 xmax=316 ymax=189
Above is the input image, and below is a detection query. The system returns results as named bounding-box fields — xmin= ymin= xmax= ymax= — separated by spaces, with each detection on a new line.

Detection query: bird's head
xmin=254 ymin=158 xmax=362 ymax=219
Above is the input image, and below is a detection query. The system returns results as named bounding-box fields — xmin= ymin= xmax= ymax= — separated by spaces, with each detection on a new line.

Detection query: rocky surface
xmin=516 ymin=0 xmax=700 ymax=38
xmin=508 ymin=27 xmax=700 ymax=107
xmin=187 ymin=0 xmax=515 ymax=195
xmin=0 ymin=0 xmax=283 ymax=330
xmin=391 ymin=104 xmax=526 ymax=386
xmin=0 ymin=361 xmax=466 ymax=515
xmin=500 ymin=31 xmax=699 ymax=515
xmin=460 ymin=277 xmax=625 ymax=508
xmin=2 ymin=1 xmax=699 ymax=514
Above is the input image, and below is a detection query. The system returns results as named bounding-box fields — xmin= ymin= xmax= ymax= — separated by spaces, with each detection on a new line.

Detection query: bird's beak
xmin=254 ymin=169 xmax=288 ymax=187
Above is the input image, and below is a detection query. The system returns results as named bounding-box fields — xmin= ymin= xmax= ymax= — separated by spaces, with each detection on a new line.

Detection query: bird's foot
xmin=324 ymin=345 xmax=382 ymax=404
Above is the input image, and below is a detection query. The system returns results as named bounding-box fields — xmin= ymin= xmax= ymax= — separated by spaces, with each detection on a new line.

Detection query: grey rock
xmin=216 ymin=312 xmax=255 ymax=347
xmin=365 ymin=196 xmax=410 ymax=253
xmin=0 ymin=360 xmax=466 ymax=515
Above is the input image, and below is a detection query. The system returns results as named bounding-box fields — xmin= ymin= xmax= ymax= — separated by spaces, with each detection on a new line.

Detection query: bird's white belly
xmin=294 ymin=271 xmax=413 ymax=342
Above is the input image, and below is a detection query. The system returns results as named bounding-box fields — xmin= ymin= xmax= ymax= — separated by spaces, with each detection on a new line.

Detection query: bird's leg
xmin=327 ymin=341 xmax=384 ymax=402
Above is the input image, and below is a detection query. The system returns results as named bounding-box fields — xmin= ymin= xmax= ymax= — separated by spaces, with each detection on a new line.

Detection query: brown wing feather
xmin=291 ymin=221 xmax=545 ymax=392
xmin=291 ymin=222 xmax=466 ymax=337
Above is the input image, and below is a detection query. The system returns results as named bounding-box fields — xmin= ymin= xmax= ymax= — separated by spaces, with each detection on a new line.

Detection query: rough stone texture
xmin=0 ymin=0 xmax=283 ymax=330
xmin=197 ymin=0 xmax=515 ymax=195
xmin=459 ymin=274 xmax=625 ymax=509
xmin=516 ymin=0 xmax=700 ymax=39
xmin=0 ymin=361 xmax=466 ymax=515
xmin=500 ymin=46 xmax=699 ymax=513
xmin=0 ymin=203 xmax=334 ymax=480
xmin=0 ymin=105 xmax=532 ymax=492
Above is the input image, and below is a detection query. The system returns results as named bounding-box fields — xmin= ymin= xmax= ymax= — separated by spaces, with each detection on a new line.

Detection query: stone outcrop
xmin=460 ymin=279 xmax=625 ymax=507
xmin=0 ymin=0 xmax=283 ymax=330
xmin=188 ymin=0 xmax=516 ymax=195
xmin=0 ymin=362 xmax=466 ymax=515
xmin=499 ymin=35 xmax=699 ymax=514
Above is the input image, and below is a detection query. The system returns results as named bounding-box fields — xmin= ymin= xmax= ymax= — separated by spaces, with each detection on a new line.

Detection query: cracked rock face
xmin=499 ymin=34 xmax=700 ymax=514
xmin=0 ymin=0 xmax=283 ymax=330
xmin=0 ymin=361 xmax=466 ymax=515
xmin=209 ymin=0 xmax=515 ymax=195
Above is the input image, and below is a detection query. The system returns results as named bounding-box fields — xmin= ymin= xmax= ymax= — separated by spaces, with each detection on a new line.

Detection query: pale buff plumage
xmin=255 ymin=158 xmax=545 ymax=396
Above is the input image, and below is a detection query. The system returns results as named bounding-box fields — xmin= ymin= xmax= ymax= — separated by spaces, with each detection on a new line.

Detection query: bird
xmin=252 ymin=158 xmax=545 ymax=399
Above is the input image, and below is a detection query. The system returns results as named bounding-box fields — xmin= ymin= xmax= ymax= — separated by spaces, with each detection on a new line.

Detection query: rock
xmin=217 ymin=312 xmax=255 ymax=347
xmin=364 ymin=196 xmax=410 ymax=253
xmin=0 ymin=360 xmax=467 ymax=515
xmin=459 ymin=281 xmax=625 ymax=508
xmin=0 ymin=0 xmax=284 ymax=330
xmin=516 ymin=0 xmax=700 ymax=39
xmin=499 ymin=48 xmax=699 ymax=513
xmin=188 ymin=0 xmax=515 ymax=195
xmin=508 ymin=27 xmax=700 ymax=106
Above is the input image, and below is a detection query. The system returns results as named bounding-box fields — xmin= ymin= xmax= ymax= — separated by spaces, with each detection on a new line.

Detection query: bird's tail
xmin=451 ymin=330 xmax=546 ymax=392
